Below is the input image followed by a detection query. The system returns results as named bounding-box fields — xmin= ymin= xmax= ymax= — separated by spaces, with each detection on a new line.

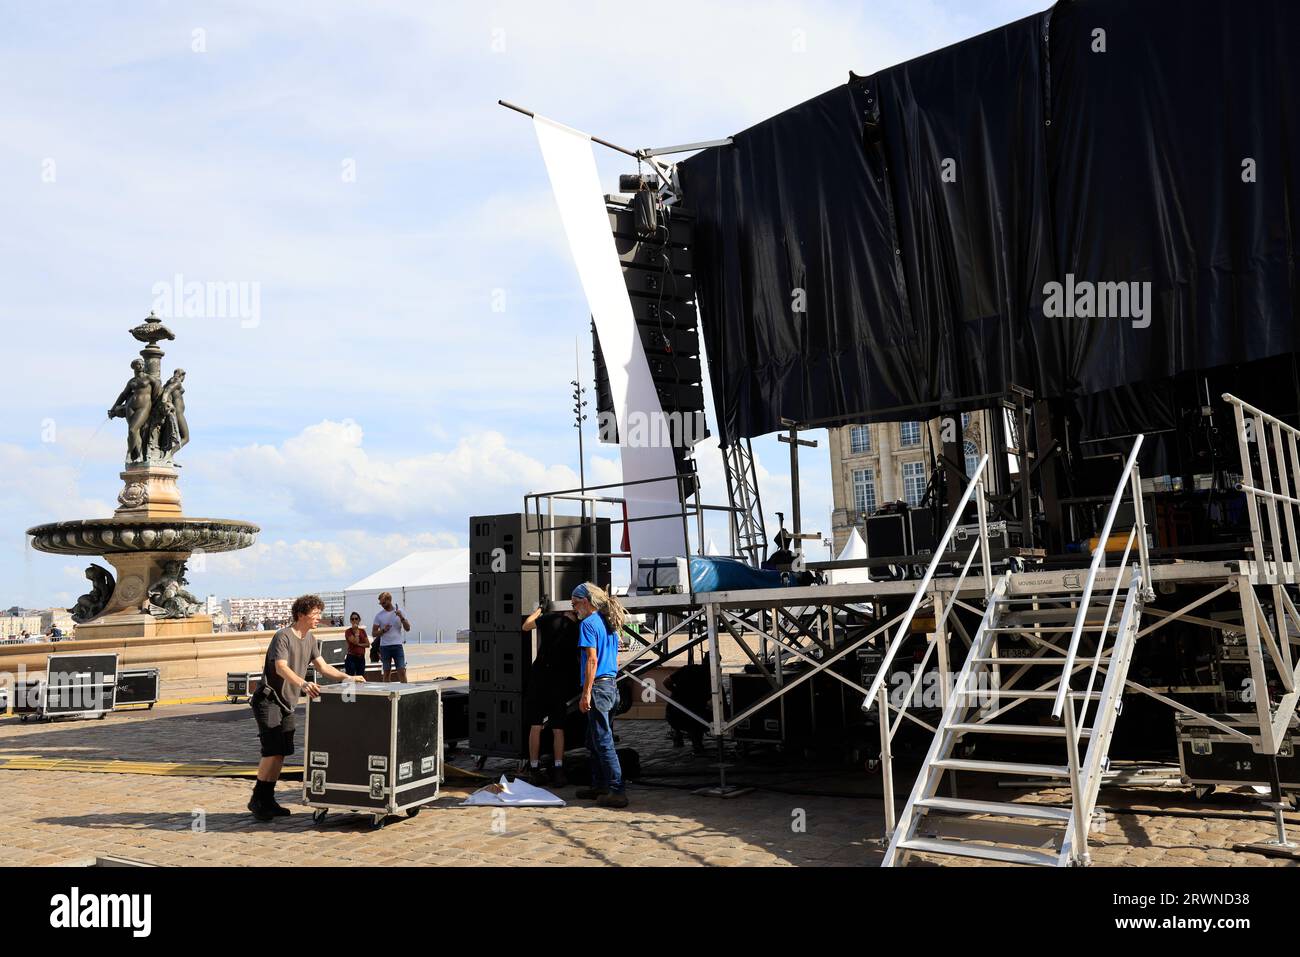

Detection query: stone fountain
xmin=27 ymin=313 xmax=260 ymax=640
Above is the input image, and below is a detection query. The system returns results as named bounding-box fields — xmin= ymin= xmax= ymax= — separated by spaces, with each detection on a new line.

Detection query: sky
xmin=0 ymin=0 xmax=1045 ymax=609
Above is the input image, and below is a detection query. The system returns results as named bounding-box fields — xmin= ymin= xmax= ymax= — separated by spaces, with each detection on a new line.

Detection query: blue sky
xmin=1 ymin=0 xmax=1044 ymax=608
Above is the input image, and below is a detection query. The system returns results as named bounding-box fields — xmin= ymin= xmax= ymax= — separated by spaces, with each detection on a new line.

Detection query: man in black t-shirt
xmin=248 ymin=594 xmax=361 ymax=821
xmin=520 ymin=603 xmax=580 ymax=787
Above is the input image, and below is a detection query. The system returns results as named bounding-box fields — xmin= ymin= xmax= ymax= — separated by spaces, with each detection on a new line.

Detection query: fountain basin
xmin=27 ymin=517 xmax=260 ymax=556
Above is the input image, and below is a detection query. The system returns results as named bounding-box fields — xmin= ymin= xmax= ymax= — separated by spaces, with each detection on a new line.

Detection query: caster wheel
xmin=1193 ymin=785 xmax=1216 ymax=801
xmin=406 ymin=806 xmax=421 ymax=818
xmin=312 ymin=809 xmax=328 ymax=825
xmin=99 ymin=713 xmax=108 ymax=720
xmin=371 ymin=815 xmax=387 ymax=830
xmin=474 ymin=754 xmax=488 ymax=771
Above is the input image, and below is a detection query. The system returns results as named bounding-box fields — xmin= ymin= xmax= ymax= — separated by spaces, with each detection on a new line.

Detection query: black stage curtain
xmin=679 ymin=0 xmax=1300 ymax=445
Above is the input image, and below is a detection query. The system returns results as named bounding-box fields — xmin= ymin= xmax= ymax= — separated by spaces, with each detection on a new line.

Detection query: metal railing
xmin=860 ymin=453 xmax=994 ymax=715
xmin=1060 ymin=568 xmax=1143 ymax=865
xmin=858 ymin=454 xmax=994 ymax=837
xmin=523 ymin=471 xmax=751 ymax=602
xmin=1225 ymin=393 xmax=1300 ymax=582
xmin=1052 ymin=435 xmax=1151 ymax=721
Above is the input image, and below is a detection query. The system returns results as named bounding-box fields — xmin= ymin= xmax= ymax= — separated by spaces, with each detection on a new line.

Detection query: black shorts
xmin=525 ymin=684 xmax=572 ymax=729
xmin=251 ymin=689 xmax=297 ymax=757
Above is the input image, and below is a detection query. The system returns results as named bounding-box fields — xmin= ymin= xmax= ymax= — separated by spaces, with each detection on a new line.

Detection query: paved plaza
xmin=0 ymin=643 xmax=1297 ymax=867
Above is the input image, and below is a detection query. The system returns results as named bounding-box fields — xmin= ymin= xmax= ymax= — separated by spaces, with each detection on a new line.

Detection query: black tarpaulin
xmin=679 ymin=0 xmax=1300 ymax=444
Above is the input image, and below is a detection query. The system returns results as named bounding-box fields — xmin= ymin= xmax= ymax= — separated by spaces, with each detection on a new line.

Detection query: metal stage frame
xmin=521 ymin=393 xmax=1300 ymax=862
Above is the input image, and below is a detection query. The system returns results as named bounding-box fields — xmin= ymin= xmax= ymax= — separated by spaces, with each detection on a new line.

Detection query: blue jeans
xmin=585 ymin=679 xmax=623 ymax=793
xmin=380 ymin=644 xmax=406 ymax=671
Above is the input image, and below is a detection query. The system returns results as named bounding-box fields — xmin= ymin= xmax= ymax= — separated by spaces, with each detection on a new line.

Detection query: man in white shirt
xmin=372 ymin=591 xmax=412 ymax=682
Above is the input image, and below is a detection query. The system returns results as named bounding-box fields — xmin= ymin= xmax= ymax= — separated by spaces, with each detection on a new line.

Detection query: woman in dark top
xmin=343 ymin=612 xmax=369 ymax=676
xmin=520 ymin=603 xmax=580 ymax=786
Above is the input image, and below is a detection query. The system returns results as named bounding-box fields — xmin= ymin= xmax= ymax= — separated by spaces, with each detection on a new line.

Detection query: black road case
xmin=227 ymin=671 xmax=263 ymax=702
xmin=1177 ymin=713 xmax=1300 ymax=793
xmin=302 ymin=682 xmax=443 ymax=827
xmin=13 ymin=679 xmax=42 ymax=719
xmin=19 ymin=653 xmax=118 ymax=721
xmin=436 ymin=679 xmax=470 ymax=746
xmin=316 ymin=637 xmax=348 ymax=667
xmin=114 ymin=668 xmax=160 ymax=709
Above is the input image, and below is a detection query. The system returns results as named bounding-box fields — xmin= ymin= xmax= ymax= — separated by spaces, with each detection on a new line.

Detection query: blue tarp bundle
xmin=689 ymin=556 xmax=787 ymax=592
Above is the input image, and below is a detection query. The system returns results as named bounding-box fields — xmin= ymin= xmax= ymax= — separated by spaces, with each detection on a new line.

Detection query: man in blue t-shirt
xmin=572 ymin=582 xmax=627 ymax=807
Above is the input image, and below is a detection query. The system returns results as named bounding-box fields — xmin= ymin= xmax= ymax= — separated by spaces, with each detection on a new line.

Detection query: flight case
xmin=302 ymin=682 xmax=443 ymax=827
xmin=17 ymin=652 xmax=118 ymax=721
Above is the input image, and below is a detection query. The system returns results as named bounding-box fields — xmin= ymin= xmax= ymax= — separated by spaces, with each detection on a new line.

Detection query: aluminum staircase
xmin=883 ymin=570 xmax=1146 ymax=866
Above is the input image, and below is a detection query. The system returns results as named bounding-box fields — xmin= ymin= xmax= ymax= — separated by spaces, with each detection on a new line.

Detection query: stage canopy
xmin=679 ymin=0 xmax=1300 ymax=444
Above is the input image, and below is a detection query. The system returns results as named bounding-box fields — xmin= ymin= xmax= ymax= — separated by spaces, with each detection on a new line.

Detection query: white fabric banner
xmin=533 ymin=115 xmax=687 ymax=567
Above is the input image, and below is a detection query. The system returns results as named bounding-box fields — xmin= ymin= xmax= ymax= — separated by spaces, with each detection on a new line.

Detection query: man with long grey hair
xmin=570 ymin=582 xmax=629 ymax=808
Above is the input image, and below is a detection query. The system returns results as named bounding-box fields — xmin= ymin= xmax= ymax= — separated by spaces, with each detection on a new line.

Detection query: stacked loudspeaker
xmin=592 ymin=195 xmax=707 ymax=493
xmin=468 ymin=512 xmax=610 ymax=759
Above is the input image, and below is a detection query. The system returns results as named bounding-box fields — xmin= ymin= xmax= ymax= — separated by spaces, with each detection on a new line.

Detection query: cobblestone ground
xmin=1 ymin=643 xmax=1297 ymax=866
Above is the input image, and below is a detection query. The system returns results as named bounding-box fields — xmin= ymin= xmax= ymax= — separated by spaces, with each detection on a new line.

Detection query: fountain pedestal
xmin=116 ymin=465 xmax=183 ymax=517
xmin=73 ymin=550 xmax=213 ymax=641
xmin=28 ymin=311 xmax=259 ymax=639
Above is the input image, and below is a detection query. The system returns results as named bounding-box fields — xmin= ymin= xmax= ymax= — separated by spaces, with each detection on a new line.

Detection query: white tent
xmin=344 ymin=549 xmax=469 ymax=643
xmin=830 ymin=528 xmax=874 ymax=585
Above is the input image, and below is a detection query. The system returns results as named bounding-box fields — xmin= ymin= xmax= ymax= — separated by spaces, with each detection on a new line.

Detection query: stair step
xmin=973 ymin=656 xmax=1099 ymax=664
xmin=948 ymin=722 xmax=1091 ymax=738
xmin=989 ymin=625 xmax=1117 ymax=634
xmin=954 ymin=689 xmax=1102 ymax=700
xmin=1003 ymin=609 xmax=1105 ymax=623
xmin=932 ymin=757 xmax=1070 ymax=777
xmin=916 ymin=796 xmax=1073 ymax=822
xmin=897 ymin=836 xmax=1059 ymax=867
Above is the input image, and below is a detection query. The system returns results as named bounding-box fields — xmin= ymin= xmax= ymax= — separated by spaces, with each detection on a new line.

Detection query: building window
xmin=964 ymin=440 xmax=980 ymax=479
xmin=899 ymin=421 xmax=922 ymax=447
xmin=961 ymin=412 xmax=972 ymax=431
xmin=849 ymin=425 xmax=871 ymax=454
xmin=902 ymin=461 xmax=926 ymax=507
xmin=852 ymin=468 xmax=877 ymax=516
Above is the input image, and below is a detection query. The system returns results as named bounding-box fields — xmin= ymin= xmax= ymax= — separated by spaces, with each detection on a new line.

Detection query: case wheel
xmin=371 ymin=814 xmax=387 ymax=829
xmin=1193 ymin=785 xmax=1217 ymax=801
xmin=312 ymin=808 xmax=329 ymax=825
xmin=474 ymin=754 xmax=488 ymax=771
xmin=406 ymin=806 xmax=421 ymax=818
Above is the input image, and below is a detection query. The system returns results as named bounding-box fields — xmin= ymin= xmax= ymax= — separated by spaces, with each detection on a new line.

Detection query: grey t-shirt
xmin=262 ymin=626 xmax=320 ymax=711
xmin=373 ymin=609 xmax=406 ymax=647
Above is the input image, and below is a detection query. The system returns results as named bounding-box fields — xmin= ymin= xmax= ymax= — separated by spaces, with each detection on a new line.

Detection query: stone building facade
xmin=827 ymin=413 xmax=989 ymax=553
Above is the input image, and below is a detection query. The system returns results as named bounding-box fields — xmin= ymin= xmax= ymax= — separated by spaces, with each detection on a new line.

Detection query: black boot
xmin=248 ymin=780 xmax=275 ymax=821
xmin=264 ymin=781 xmax=292 ymax=817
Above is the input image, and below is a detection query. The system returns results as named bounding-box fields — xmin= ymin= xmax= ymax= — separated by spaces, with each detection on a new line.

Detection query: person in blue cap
xmin=570 ymin=581 xmax=628 ymax=807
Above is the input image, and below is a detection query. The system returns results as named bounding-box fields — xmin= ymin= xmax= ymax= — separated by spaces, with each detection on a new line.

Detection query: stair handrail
xmin=1052 ymin=436 xmax=1149 ymax=720
xmin=1062 ymin=569 xmax=1144 ymax=865
xmin=1222 ymin=392 xmax=1300 ymax=583
xmin=861 ymin=454 xmax=994 ymax=714
xmin=1074 ymin=522 xmax=1138 ymax=733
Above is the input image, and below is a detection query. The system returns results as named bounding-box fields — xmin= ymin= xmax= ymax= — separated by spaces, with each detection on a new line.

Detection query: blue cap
xmin=571 ymin=583 xmax=591 ymax=601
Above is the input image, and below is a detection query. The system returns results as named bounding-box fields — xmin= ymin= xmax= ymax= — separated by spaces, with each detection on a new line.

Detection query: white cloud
xmin=216 ymin=419 xmax=579 ymax=523
xmin=205 ymin=529 xmax=462 ymax=594
xmin=0 ymin=443 xmax=116 ymax=526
